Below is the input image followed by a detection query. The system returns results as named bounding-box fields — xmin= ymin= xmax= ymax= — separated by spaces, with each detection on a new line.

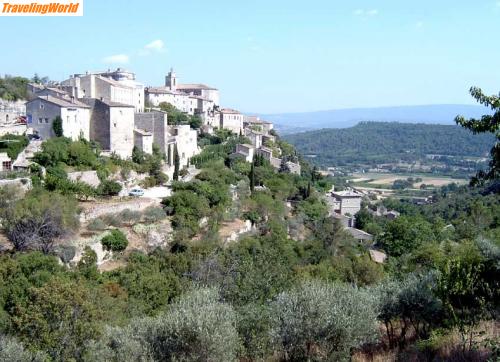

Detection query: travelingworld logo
xmin=1 ymin=0 xmax=83 ymax=16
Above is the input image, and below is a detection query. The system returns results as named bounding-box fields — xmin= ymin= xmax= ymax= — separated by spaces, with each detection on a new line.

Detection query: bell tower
xmin=165 ymin=68 xmax=177 ymax=91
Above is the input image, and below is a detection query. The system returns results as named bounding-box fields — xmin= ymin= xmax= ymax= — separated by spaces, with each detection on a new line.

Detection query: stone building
xmin=329 ymin=190 xmax=363 ymax=216
xmin=220 ymin=108 xmax=244 ymax=134
xmin=134 ymin=111 xmax=170 ymax=154
xmin=145 ymin=68 xmax=220 ymax=128
xmin=134 ymin=129 xmax=153 ymax=155
xmin=26 ymin=95 xmax=90 ymax=141
xmin=244 ymin=128 xmax=263 ymax=148
xmin=81 ymin=98 xmax=135 ymax=158
xmin=234 ymin=143 xmax=255 ymax=163
xmin=61 ymin=68 xmax=144 ymax=112
xmin=171 ymin=125 xmax=199 ymax=167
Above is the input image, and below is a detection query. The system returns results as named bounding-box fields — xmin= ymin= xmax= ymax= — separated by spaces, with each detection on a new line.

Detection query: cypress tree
xmin=250 ymin=160 xmax=255 ymax=193
xmin=173 ymin=144 xmax=180 ymax=181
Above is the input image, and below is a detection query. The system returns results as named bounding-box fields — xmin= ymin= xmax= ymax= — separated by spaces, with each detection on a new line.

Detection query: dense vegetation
xmin=0 ymin=75 xmax=29 ymax=101
xmin=0 ymin=117 xmax=498 ymax=360
xmin=284 ymin=122 xmax=494 ymax=167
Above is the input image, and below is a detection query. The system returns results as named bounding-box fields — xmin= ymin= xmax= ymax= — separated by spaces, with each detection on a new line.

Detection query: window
xmin=40 ymin=103 xmax=44 ymax=109
xmin=38 ymin=118 xmax=43 ymax=124
xmin=5 ymin=115 xmax=8 ymax=123
xmin=2 ymin=161 xmax=12 ymax=170
xmin=45 ymin=118 xmax=49 ymax=123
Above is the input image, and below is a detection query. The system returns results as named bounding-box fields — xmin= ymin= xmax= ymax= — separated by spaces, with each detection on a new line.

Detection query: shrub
xmin=142 ymin=206 xmax=166 ymax=223
xmin=118 ymin=209 xmax=142 ymax=225
xmin=98 ymin=180 xmax=122 ymax=196
xmin=87 ymin=218 xmax=107 ymax=231
xmin=0 ymin=335 xmax=47 ymax=362
xmin=87 ymin=287 xmax=240 ymax=361
xmin=101 ymin=229 xmax=128 ymax=252
xmin=270 ymin=280 xmax=379 ymax=360
xmin=100 ymin=214 xmax=122 ymax=227
xmin=54 ymin=244 xmax=76 ymax=264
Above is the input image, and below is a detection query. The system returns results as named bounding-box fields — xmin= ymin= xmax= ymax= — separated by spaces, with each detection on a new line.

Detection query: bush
xmin=87 ymin=218 xmax=107 ymax=231
xmin=54 ymin=244 xmax=76 ymax=264
xmin=101 ymin=229 xmax=128 ymax=252
xmin=270 ymin=280 xmax=379 ymax=360
xmin=87 ymin=287 xmax=240 ymax=361
xmin=142 ymin=206 xmax=166 ymax=223
xmin=0 ymin=335 xmax=47 ymax=362
xmin=100 ymin=214 xmax=122 ymax=227
xmin=98 ymin=180 xmax=122 ymax=196
xmin=118 ymin=209 xmax=142 ymax=225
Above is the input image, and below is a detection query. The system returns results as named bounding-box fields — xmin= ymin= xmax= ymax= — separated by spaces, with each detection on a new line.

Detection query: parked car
xmin=128 ymin=188 xmax=144 ymax=197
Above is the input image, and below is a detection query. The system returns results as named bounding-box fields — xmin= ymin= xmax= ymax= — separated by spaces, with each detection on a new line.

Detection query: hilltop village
xmin=0 ymin=68 xmax=299 ymax=178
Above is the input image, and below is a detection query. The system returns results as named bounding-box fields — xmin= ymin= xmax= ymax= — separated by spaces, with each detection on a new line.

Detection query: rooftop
xmin=220 ymin=108 xmax=241 ymax=114
xmin=27 ymin=95 xmax=90 ymax=109
xmin=146 ymin=86 xmax=186 ymax=95
xmin=177 ymin=83 xmax=218 ymax=91
xmin=332 ymin=190 xmax=363 ymax=198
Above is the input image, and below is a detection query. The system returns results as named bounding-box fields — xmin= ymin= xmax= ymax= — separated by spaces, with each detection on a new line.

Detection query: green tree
xmin=52 ymin=116 xmax=63 ymax=137
xmin=11 ymin=278 xmax=100 ymax=361
xmin=455 ymin=87 xmax=500 ymax=187
xmin=98 ymin=180 xmax=122 ymax=196
xmin=173 ymin=144 xmax=180 ymax=181
xmin=380 ymin=216 xmax=435 ymax=257
xmin=270 ymin=281 xmax=379 ymax=360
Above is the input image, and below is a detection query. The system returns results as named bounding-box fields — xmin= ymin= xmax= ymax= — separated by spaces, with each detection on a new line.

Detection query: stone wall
xmin=134 ymin=111 xmax=168 ymax=153
xmin=83 ymin=98 xmax=110 ymax=149
xmin=79 ymin=197 xmax=159 ymax=223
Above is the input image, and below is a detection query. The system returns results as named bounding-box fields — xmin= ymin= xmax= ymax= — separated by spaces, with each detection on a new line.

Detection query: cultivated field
xmin=351 ymin=172 xmax=468 ymax=188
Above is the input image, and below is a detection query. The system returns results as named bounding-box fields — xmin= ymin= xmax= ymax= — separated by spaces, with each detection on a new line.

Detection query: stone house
xmin=220 ymin=108 xmax=244 ymax=134
xmin=26 ymin=95 xmax=90 ymax=141
xmin=134 ymin=111 xmax=170 ymax=154
xmin=234 ymin=143 xmax=255 ymax=163
xmin=81 ymin=98 xmax=135 ymax=158
xmin=61 ymin=68 xmax=144 ymax=112
xmin=171 ymin=125 xmax=199 ymax=168
xmin=134 ymin=128 xmax=153 ymax=155
xmin=330 ymin=190 xmax=363 ymax=216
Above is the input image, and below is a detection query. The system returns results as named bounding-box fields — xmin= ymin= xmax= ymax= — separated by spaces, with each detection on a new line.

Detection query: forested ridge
xmin=284 ymin=122 xmax=495 ymax=166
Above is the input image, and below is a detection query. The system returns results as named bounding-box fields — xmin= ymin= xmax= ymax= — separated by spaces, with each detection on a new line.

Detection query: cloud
xmin=353 ymin=9 xmax=378 ymax=17
xmin=102 ymin=54 xmax=129 ymax=64
xmin=144 ymin=39 xmax=165 ymax=52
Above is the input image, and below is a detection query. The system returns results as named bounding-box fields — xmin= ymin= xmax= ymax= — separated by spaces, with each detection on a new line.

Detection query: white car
xmin=128 ymin=188 xmax=144 ymax=197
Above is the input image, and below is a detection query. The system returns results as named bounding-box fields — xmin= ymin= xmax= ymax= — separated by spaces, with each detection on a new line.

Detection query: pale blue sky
xmin=1 ymin=0 xmax=499 ymax=113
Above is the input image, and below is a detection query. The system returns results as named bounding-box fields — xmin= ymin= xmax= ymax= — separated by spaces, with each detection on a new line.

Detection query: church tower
xmin=165 ymin=68 xmax=177 ymax=91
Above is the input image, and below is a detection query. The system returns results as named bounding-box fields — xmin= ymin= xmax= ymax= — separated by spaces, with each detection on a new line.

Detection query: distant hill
xmin=284 ymin=122 xmax=495 ymax=167
xmin=262 ymin=104 xmax=490 ymax=134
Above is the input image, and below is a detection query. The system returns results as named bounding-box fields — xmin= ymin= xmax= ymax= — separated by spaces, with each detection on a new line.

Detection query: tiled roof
xmin=220 ymin=108 xmax=241 ymax=114
xmin=27 ymin=95 xmax=90 ymax=108
xmin=177 ymin=83 xmax=218 ymax=91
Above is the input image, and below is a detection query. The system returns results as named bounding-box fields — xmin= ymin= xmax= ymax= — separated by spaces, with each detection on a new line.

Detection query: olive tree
xmin=376 ymin=273 xmax=442 ymax=347
xmin=87 ymin=287 xmax=241 ymax=361
xmin=270 ymin=280 xmax=379 ymax=361
xmin=0 ymin=335 xmax=47 ymax=362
